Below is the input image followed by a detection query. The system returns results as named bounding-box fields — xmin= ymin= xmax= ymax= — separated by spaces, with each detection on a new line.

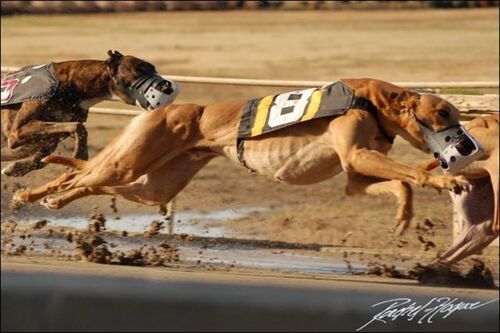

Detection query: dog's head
xmin=106 ymin=50 xmax=157 ymax=105
xmin=390 ymin=91 xmax=483 ymax=172
xmin=390 ymin=91 xmax=460 ymax=152
xmin=106 ymin=50 xmax=178 ymax=111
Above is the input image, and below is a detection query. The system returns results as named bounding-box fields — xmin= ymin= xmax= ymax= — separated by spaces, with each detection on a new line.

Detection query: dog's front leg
xmin=342 ymin=148 xmax=469 ymax=193
xmin=345 ymin=173 xmax=413 ymax=235
xmin=331 ymin=111 xmax=470 ymax=194
xmin=72 ymin=123 xmax=88 ymax=160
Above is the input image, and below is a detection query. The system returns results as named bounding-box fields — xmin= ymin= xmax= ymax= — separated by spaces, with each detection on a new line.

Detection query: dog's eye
xmin=438 ymin=109 xmax=449 ymax=119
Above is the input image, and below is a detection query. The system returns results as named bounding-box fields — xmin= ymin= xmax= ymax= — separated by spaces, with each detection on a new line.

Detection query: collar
xmin=350 ymin=96 xmax=395 ymax=144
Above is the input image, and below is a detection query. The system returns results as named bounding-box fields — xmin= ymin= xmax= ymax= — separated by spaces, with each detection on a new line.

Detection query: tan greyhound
xmin=14 ymin=79 xmax=473 ymax=234
xmin=419 ymin=114 xmax=499 ymax=265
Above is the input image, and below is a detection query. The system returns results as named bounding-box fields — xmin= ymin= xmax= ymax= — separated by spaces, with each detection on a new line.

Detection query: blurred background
xmin=1 ymin=0 xmax=500 ymax=14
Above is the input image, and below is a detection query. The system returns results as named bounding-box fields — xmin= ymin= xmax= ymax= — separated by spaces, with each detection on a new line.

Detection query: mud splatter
xmin=33 ymin=219 xmax=49 ymax=230
xmin=178 ymin=233 xmax=194 ymax=242
xmin=74 ymin=234 xmax=107 ymax=261
xmin=1 ymin=219 xmax=18 ymax=234
xmin=109 ymin=197 xmax=118 ymax=213
xmin=415 ymin=219 xmax=437 ymax=251
xmin=342 ymin=251 xmax=355 ymax=274
xmin=88 ymin=213 xmax=106 ymax=233
xmin=418 ymin=235 xmax=436 ymax=251
xmin=365 ymin=262 xmax=406 ymax=279
xmin=408 ymin=259 xmax=496 ymax=289
xmin=15 ymin=244 xmax=27 ymax=255
xmin=65 ymin=231 xmax=74 ymax=243
xmin=144 ymin=220 xmax=164 ymax=239
xmin=68 ymin=229 xmax=179 ymax=267
xmin=157 ymin=204 xmax=167 ymax=216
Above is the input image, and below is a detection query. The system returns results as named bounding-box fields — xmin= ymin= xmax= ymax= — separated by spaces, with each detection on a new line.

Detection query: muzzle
xmin=127 ymin=74 xmax=179 ymax=110
xmin=417 ymin=119 xmax=484 ymax=173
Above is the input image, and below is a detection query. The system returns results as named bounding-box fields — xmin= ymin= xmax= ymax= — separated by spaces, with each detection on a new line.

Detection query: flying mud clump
xmin=408 ymin=259 xmax=495 ymax=289
xmin=144 ymin=220 xmax=164 ymax=239
xmin=67 ymin=217 xmax=180 ymax=266
xmin=71 ymin=232 xmax=180 ymax=267
xmin=88 ymin=213 xmax=106 ymax=233
xmin=33 ymin=219 xmax=49 ymax=230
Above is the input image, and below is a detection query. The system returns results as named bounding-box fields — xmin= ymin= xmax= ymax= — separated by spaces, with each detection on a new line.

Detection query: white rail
xmin=2 ymin=66 xmax=499 ymax=89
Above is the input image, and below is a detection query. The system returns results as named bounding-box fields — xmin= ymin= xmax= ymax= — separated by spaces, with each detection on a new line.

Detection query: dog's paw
xmin=40 ymin=197 xmax=60 ymax=210
xmin=1 ymin=164 xmax=26 ymax=177
xmin=12 ymin=189 xmax=30 ymax=204
xmin=433 ymin=175 xmax=471 ymax=194
xmin=449 ymin=175 xmax=472 ymax=194
xmin=393 ymin=220 xmax=409 ymax=236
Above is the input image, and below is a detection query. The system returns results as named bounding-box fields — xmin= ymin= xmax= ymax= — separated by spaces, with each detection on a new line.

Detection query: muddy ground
xmin=1 ymin=9 xmax=499 ymax=286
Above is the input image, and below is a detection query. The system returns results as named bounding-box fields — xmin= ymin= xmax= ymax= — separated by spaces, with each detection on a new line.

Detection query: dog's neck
xmin=342 ymin=79 xmax=407 ymax=140
xmin=52 ymin=60 xmax=113 ymax=108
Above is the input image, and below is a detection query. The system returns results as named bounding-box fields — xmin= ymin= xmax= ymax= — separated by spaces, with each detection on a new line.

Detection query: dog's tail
xmin=42 ymin=155 xmax=86 ymax=170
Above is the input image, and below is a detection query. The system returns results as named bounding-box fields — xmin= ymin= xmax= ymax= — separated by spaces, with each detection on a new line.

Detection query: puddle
xmin=0 ymin=206 xmax=416 ymax=277
xmin=10 ymin=207 xmax=269 ymax=238
xmin=180 ymin=246 xmax=367 ymax=275
xmin=7 ymin=232 xmax=367 ymax=275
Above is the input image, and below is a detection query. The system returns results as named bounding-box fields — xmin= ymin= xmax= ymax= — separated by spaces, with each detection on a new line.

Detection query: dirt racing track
xmin=1 ymin=201 xmax=499 ymax=331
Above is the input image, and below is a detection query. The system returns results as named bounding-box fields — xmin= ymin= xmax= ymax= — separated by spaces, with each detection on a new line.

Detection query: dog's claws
xmin=452 ymin=176 xmax=471 ymax=194
xmin=40 ymin=197 xmax=58 ymax=209
xmin=12 ymin=189 xmax=28 ymax=204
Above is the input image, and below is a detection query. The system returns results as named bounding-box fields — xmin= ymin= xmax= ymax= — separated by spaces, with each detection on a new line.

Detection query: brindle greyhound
xmin=1 ymin=50 xmax=166 ymax=177
xmin=419 ymin=114 xmax=499 ymax=265
xmin=15 ymin=79 xmax=472 ymax=235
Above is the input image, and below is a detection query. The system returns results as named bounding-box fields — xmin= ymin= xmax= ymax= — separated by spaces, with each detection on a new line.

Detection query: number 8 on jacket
xmin=268 ymin=88 xmax=316 ymax=128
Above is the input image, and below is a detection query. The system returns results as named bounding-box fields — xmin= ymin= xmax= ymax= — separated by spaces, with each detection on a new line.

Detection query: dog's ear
xmin=391 ymin=90 xmax=419 ymax=114
xmin=107 ymin=50 xmax=124 ymax=59
xmin=113 ymin=50 xmax=124 ymax=58
xmin=106 ymin=50 xmax=123 ymax=75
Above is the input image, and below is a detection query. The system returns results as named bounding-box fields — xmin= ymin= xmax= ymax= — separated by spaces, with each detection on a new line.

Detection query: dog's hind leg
xmin=431 ymin=224 xmax=497 ymax=266
xmin=38 ymin=150 xmax=215 ymax=209
xmin=486 ymin=154 xmax=499 ymax=234
xmin=430 ymin=176 xmax=497 ymax=266
xmin=1 ymin=141 xmax=59 ymax=177
xmin=13 ymin=171 xmax=79 ymax=203
xmin=15 ymin=105 xmax=206 ymax=203
xmin=345 ymin=173 xmax=413 ymax=235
